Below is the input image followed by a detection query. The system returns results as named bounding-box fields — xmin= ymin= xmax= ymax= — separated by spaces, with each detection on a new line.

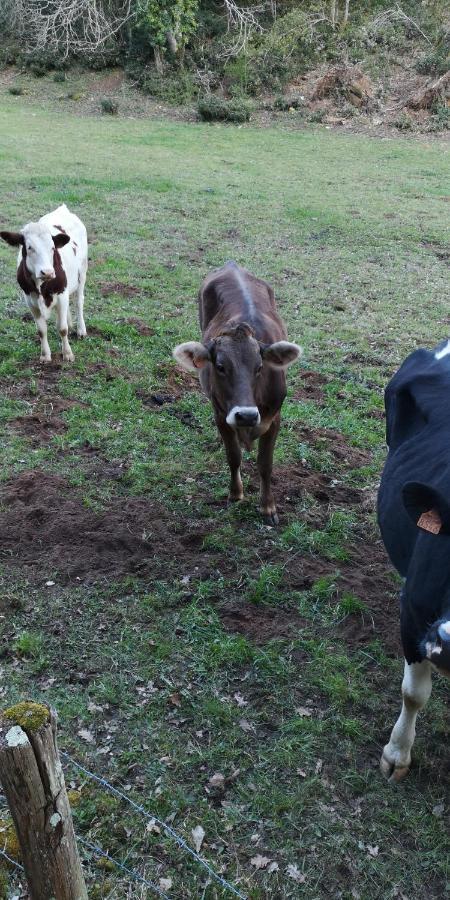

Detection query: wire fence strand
xmin=77 ymin=835 xmax=170 ymax=898
xmin=0 ymin=847 xmax=24 ymax=872
xmin=61 ymin=751 xmax=247 ymax=899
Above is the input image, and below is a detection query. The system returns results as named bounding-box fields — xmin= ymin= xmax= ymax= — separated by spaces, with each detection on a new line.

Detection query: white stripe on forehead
xmin=435 ymin=340 xmax=450 ymax=360
xmin=22 ymin=222 xmax=53 ymax=238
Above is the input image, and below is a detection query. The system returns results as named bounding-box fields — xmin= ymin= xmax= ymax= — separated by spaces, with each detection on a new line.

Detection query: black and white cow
xmin=378 ymin=340 xmax=450 ymax=782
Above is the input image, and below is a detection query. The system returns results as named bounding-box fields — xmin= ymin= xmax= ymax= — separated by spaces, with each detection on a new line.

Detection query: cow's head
xmin=403 ymin=481 xmax=450 ymax=676
xmin=173 ymin=322 xmax=301 ymax=428
xmin=0 ymin=223 xmax=70 ymax=283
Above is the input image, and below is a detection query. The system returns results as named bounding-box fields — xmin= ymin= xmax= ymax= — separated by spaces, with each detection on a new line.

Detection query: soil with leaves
xmin=0 ymin=85 xmax=448 ymax=898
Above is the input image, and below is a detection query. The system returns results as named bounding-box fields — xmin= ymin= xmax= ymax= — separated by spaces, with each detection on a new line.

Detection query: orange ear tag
xmin=417 ymin=508 xmax=442 ymax=534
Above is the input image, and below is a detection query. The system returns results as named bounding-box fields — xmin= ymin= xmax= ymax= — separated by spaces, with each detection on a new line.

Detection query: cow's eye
xmin=216 ymin=363 xmax=226 ymax=375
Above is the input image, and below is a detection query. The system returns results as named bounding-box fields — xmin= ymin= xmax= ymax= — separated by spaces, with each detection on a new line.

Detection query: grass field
xmin=0 ymin=88 xmax=449 ymax=899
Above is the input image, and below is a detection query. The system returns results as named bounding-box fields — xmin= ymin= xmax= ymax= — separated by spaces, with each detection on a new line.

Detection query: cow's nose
xmin=40 ymin=269 xmax=55 ymax=280
xmin=235 ymin=408 xmax=259 ymax=427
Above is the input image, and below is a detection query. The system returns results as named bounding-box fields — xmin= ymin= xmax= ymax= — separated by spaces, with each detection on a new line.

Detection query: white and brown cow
xmin=1 ymin=204 xmax=87 ymax=363
xmin=173 ymin=261 xmax=301 ymax=524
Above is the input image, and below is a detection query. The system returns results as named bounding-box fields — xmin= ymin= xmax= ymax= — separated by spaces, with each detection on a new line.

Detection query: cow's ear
xmin=53 ymin=233 xmax=70 ymax=249
xmin=261 ymin=341 xmax=302 ymax=369
xmin=402 ymin=482 xmax=450 ymax=535
xmin=0 ymin=231 xmax=24 ymax=247
xmin=173 ymin=341 xmax=211 ymax=372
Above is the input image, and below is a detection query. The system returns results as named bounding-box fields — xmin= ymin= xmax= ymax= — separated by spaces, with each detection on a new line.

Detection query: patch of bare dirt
xmin=10 ymin=414 xmax=67 ymax=444
xmin=123 ymin=317 xmax=155 ymax=336
xmin=155 ymin=362 xmax=202 ymax=399
xmin=0 ymin=471 xmax=217 ymax=584
xmin=293 ymin=370 xmax=329 ymax=404
xmin=99 ymin=282 xmax=141 ymax=298
xmin=218 ymin=601 xmax=306 ymax=644
xmin=88 ymin=70 xmax=125 ymax=94
xmin=295 ymin=425 xmax=372 ymax=470
xmin=274 ymin=461 xmax=362 ymax=507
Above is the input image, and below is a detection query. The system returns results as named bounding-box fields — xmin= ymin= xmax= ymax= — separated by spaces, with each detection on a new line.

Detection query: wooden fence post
xmin=0 ymin=701 xmax=87 ymax=900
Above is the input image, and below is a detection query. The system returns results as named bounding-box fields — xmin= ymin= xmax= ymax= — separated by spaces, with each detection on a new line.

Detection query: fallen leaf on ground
xmin=159 ymin=877 xmax=172 ymax=890
xmin=250 ymin=855 xmax=271 ymax=869
xmin=268 ymin=861 xmax=279 ymax=873
xmin=286 ymin=863 xmax=306 ymax=883
xmin=295 ymin=706 xmax=312 ymax=717
xmin=207 ymin=773 xmax=225 ymax=790
xmin=239 ymin=718 xmax=255 ymax=733
xmin=77 ymin=728 xmax=94 ymax=743
xmin=192 ymin=825 xmax=205 ymax=853
xmin=367 ymin=845 xmax=379 ymax=858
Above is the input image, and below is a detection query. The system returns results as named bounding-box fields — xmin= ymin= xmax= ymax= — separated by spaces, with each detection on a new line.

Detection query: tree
xmin=136 ymin=0 xmax=199 ymax=70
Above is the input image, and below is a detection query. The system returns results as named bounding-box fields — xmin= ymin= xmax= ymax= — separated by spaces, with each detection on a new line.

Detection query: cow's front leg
xmin=257 ymin=414 xmax=280 ymax=525
xmin=217 ymin=420 xmax=243 ymax=503
xmin=30 ymin=303 xmax=52 ymax=363
xmin=57 ymin=292 xmax=75 ymax=362
xmin=380 ymin=659 xmax=432 ymax=783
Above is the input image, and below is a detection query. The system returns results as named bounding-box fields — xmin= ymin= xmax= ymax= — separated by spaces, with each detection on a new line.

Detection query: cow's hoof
xmin=380 ymin=751 xmax=410 ymax=783
xmin=63 ymin=352 xmax=75 ymax=363
xmin=228 ymin=494 xmax=244 ymax=505
xmin=262 ymin=510 xmax=279 ymax=526
xmin=77 ymin=329 xmax=87 ymax=339
xmin=40 ymin=355 xmax=52 ymax=364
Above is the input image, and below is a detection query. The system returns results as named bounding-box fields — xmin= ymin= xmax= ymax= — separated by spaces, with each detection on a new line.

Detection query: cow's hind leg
xmin=257 ymin=414 xmax=280 ymax=525
xmin=76 ymin=264 xmax=87 ymax=338
xmin=57 ymin=291 xmax=75 ymax=362
xmin=380 ymin=659 xmax=432 ymax=783
xmin=217 ymin=420 xmax=243 ymax=503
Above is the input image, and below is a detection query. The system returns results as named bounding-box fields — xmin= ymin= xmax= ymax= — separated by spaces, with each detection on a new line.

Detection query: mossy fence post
xmin=0 ymin=701 xmax=87 ymax=900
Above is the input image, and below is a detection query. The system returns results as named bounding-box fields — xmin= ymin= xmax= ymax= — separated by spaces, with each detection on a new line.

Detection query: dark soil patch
xmin=218 ymin=600 xmax=306 ymax=644
xmin=296 ymin=425 xmax=372 ymax=469
xmin=136 ymin=389 xmax=176 ymax=407
xmin=273 ymin=461 xmax=362 ymax=507
xmin=123 ymin=317 xmax=155 ymax=336
xmin=279 ymin=538 xmax=400 ymax=654
xmin=293 ymin=370 xmax=329 ymax=403
xmin=0 ymin=471 xmax=217 ymax=585
xmin=76 ymin=441 xmax=129 ymax=482
xmin=99 ymin=281 xmax=141 ymax=297
xmin=10 ymin=414 xmax=67 ymax=444
xmin=155 ymin=362 xmax=201 ymax=399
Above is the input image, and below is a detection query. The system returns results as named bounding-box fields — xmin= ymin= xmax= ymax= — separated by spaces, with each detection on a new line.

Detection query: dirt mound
xmin=273 ymin=462 xmax=362 ymax=507
xmin=99 ymin=281 xmax=141 ymax=298
xmin=218 ymin=600 xmax=306 ymax=644
xmin=0 ymin=471 xmax=214 ymax=584
xmin=11 ymin=415 xmax=67 ymax=444
xmin=123 ymin=317 xmax=154 ymax=336
xmin=293 ymin=370 xmax=329 ymax=403
xmin=295 ymin=425 xmax=372 ymax=469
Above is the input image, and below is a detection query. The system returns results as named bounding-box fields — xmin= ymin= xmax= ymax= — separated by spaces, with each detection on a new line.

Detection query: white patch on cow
xmin=380 ymin=659 xmax=432 ymax=782
xmin=440 ymin=620 xmax=450 ymax=636
xmin=232 ymin=266 xmax=255 ymax=318
xmin=226 ymin=406 xmax=261 ymax=427
xmin=435 ymin=340 xmax=450 ymax=360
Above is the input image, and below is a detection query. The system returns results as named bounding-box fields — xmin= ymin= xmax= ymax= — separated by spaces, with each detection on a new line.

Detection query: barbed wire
xmin=61 ymin=751 xmax=247 ymax=899
xmin=0 ymin=846 xmax=24 ymax=872
xmin=77 ymin=835 xmax=170 ymax=898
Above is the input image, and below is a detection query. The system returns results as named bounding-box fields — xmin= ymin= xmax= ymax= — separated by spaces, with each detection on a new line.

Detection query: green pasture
xmin=0 ymin=89 xmax=448 ymax=898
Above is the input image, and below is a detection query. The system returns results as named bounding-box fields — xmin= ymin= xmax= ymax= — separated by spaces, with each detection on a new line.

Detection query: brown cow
xmin=173 ymin=261 xmax=301 ymax=524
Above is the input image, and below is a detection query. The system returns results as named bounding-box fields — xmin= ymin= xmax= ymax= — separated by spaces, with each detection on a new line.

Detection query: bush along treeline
xmin=0 ymin=1 xmax=448 ymax=123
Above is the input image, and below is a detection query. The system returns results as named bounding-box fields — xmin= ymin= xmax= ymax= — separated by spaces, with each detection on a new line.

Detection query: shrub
xmin=197 ymin=95 xmax=251 ymax=123
xmin=308 ymin=108 xmax=326 ymax=123
xmin=425 ymin=102 xmax=450 ymax=132
xmin=392 ymin=112 xmax=414 ymax=131
xmin=139 ymin=69 xmax=198 ymax=104
xmin=8 ymin=86 xmax=23 ymax=96
xmin=415 ymin=46 xmax=450 ymax=77
xmin=100 ymin=97 xmax=119 ymax=115
xmin=53 ymin=71 xmax=66 ymax=83
xmin=273 ymin=94 xmax=305 ymax=111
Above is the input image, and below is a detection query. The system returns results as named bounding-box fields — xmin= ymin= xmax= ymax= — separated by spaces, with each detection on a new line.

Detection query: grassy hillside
xmin=0 ymin=94 xmax=448 ymax=898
